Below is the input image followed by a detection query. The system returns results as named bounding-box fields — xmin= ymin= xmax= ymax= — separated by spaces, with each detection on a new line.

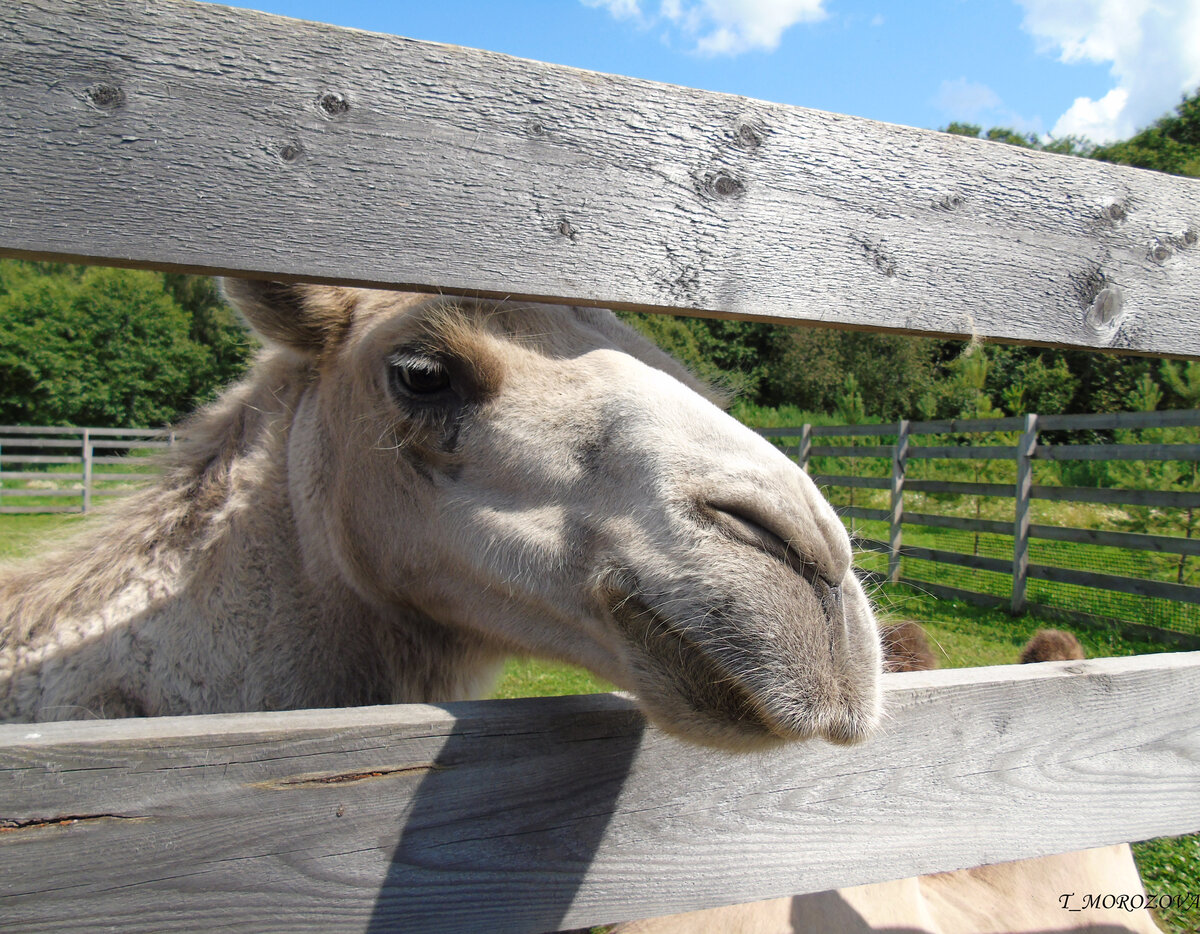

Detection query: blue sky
xmin=216 ymin=1 xmax=1200 ymax=144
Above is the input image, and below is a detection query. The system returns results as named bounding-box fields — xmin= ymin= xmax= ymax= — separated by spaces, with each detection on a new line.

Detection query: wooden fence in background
xmin=759 ymin=408 xmax=1200 ymax=646
xmin=1 ymin=1 xmax=1199 ymax=932
xmin=0 ymin=426 xmax=175 ymax=514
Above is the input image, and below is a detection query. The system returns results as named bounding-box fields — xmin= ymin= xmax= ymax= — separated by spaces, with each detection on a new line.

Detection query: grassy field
xmin=1 ymin=513 xmax=1195 ymax=932
xmin=812 ymin=449 xmax=1200 ymax=638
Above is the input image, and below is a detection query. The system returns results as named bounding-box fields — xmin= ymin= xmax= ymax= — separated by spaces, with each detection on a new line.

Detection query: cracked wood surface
xmin=1 ymin=653 xmax=1198 ymax=933
xmin=2 ymin=0 xmax=1200 ymax=356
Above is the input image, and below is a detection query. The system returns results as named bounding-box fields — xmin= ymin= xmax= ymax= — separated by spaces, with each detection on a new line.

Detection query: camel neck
xmin=0 ymin=354 xmax=500 ymax=721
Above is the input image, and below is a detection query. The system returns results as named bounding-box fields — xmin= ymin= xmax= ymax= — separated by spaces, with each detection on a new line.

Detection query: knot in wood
xmin=85 ymin=83 xmax=125 ymax=111
xmin=277 ymin=141 xmax=305 ymax=164
xmin=317 ymin=92 xmax=350 ymax=117
xmin=735 ymin=122 xmax=763 ymax=150
xmin=697 ymin=171 xmax=745 ymax=200
xmin=525 ymin=118 xmax=547 ymax=138
xmin=1105 ymin=202 xmax=1127 ymax=223
xmin=1084 ymin=285 xmax=1125 ymax=334
xmin=557 ymin=219 xmax=579 ymax=241
xmin=1150 ymin=242 xmax=1172 ymax=264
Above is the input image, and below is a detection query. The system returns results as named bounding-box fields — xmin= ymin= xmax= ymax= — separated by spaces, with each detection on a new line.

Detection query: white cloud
xmin=935 ymin=78 xmax=1004 ymax=120
xmin=582 ymin=0 xmax=643 ymax=20
xmin=1016 ymin=0 xmax=1200 ymax=142
xmin=582 ymin=0 xmax=828 ymax=55
xmin=933 ymin=78 xmax=1045 ymax=135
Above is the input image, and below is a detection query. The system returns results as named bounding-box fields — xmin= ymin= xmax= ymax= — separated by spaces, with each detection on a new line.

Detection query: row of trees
xmin=1 ymin=89 xmax=1197 ymax=429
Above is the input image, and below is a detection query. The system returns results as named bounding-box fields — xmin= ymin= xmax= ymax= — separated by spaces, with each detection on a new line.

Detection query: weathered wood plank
xmin=1027 ymin=563 xmax=1200 ymax=604
xmin=1037 ymin=442 xmax=1200 ymax=461
xmin=0 ymin=455 xmax=81 ymax=466
xmin=889 ymin=420 xmax=909 ymax=581
xmin=1037 ymin=409 xmax=1200 ymax=431
xmin=811 ymin=424 xmax=902 ymax=437
xmin=1013 ymin=413 xmax=1038 ymax=613
xmin=2 ymin=0 xmax=1200 ymax=355
xmin=0 ymin=426 xmax=170 ymax=438
xmin=762 ymin=410 xmax=1200 ymax=441
xmin=1032 ymin=484 xmax=1200 ymax=509
xmin=1 ymin=654 xmax=1198 ymax=934
xmin=897 ymin=544 xmax=1012 ymax=574
xmin=907 ymin=445 xmax=1016 ymax=460
xmin=1029 ymin=523 xmax=1200 ymax=556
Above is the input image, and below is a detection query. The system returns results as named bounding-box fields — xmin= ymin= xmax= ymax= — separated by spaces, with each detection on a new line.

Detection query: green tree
xmin=0 ymin=262 xmax=250 ymax=427
xmin=763 ymin=328 xmax=938 ymax=420
xmin=162 ymin=273 xmax=256 ymax=391
xmin=1108 ymin=370 xmax=1199 ymax=584
xmin=618 ymin=311 xmax=792 ymax=403
xmin=986 ymin=348 xmax=1079 ymax=416
xmin=1093 ymin=89 xmax=1200 ymax=177
xmin=943 ymin=121 xmax=1093 ymax=157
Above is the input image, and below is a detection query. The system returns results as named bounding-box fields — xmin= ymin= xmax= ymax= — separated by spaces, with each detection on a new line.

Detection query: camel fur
xmin=0 ymin=281 xmax=882 ymax=750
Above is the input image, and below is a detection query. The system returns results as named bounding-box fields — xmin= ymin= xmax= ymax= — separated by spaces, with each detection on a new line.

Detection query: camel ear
xmin=220 ymin=278 xmax=358 ymax=355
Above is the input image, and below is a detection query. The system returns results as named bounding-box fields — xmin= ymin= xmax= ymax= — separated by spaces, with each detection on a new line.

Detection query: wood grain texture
xmin=1 ymin=654 xmax=1198 ymax=934
xmin=2 ymin=0 xmax=1200 ymax=355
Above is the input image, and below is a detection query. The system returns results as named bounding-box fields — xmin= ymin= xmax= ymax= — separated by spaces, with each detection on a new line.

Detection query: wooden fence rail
xmin=2 ymin=0 xmax=1200 ymax=930
xmin=2 ymin=653 xmax=1198 ymax=934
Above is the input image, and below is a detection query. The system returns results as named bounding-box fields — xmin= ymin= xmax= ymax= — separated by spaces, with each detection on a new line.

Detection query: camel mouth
xmin=605 ymin=589 xmax=873 ymax=748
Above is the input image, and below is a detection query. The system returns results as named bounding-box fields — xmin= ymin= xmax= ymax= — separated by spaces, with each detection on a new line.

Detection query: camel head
xmin=222 ymin=280 xmax=882 ymax=749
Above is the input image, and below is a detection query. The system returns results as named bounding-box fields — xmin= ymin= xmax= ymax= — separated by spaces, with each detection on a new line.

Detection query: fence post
xmin=798 ymin=423 xmax=812 ymax=473
xmin=81 ymin=429 xmax=93 ymax=514
xmin=889 ymin=419 xmax=909 ymax=583
xmin=1011 ymin=413 xmax=1038 ymax=614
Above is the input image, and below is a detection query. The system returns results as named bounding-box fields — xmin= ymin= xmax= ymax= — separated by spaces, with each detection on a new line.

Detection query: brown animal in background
xmin=0 ymin=281 xmax=882 ymax=750
xmin=1020 ymin=628 xmax=1085 ymax=663
xmin=879 ymin=620 xmax=938 ymax=672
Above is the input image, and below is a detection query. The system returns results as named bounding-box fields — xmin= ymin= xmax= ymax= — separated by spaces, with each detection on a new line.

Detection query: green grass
xmin=0 ymin=516 xmax=1195 ymax=933
xmin=490 ymin=656 xmax=613 ymax=698
xmin=870 ymin=582 xmax=1174 ymax=666
xmin=0 ymin=512 xmax=90 ymax=560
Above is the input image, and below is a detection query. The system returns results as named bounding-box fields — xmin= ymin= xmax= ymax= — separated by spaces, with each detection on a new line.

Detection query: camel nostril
xmin=703 ymin=502 xmax=828 ymax=588
xmin=817 ymin=580 xmax=843 ymax=622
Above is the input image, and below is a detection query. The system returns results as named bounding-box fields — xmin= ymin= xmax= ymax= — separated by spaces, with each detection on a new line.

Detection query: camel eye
xmin=389 ymin=353 xmax=453 ymax=399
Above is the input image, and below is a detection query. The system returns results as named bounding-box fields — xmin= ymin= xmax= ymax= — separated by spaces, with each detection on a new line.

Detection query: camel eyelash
xmin=386 ymin=351 xmax=456 ymax=402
